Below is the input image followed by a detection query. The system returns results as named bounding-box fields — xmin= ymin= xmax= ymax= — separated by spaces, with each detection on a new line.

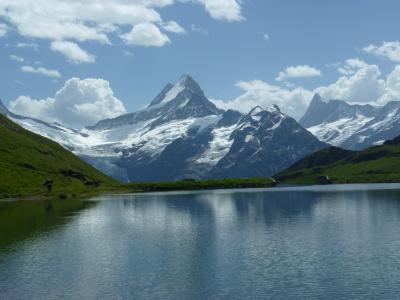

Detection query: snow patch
xmin=307 ymin=115 xmax=374 ymax=146
xmin=160 ymin=81 xmax=185 ymax=104
xmin=196 ymin=124 xmax=237 ymax=166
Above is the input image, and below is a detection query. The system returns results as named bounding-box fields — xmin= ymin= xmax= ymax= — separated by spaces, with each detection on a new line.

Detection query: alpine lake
xmin=2 ymin=184 xmax=400 ymax=299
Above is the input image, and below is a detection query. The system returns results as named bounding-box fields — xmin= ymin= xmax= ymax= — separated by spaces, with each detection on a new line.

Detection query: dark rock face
xmin=2 ymin=75 xmax=329 ymax=182
xmin=300 ymin=94 xmax=400 ymax=150
xmin=300 ymin=94 xmax=375 ymax=128
xmin=211 ymin=106 xmax=328 ymax=178
xmin=88 ymin=75 xmax=223 ymax=131
xmin=117 ymin=103 xmax=327 ymax=181
xmin=120 ymin=128 xmax=215 ymax=182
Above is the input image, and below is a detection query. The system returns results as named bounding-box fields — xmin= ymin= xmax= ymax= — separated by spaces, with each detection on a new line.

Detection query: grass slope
xmin=0 ymin=115 xmax=117 ymax=198
xmin=276 ymin=139 xmax=400 ymax=184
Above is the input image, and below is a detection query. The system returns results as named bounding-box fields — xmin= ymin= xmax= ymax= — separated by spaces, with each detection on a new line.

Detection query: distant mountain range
xmin=300 ymin=94 xmax=400 ymax=150
xmin=0 ymin=75 xmax=326 ymax=182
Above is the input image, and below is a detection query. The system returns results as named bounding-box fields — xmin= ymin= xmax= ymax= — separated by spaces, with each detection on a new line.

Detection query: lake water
xmin=2 ymin=184 xmax=400 ymax=299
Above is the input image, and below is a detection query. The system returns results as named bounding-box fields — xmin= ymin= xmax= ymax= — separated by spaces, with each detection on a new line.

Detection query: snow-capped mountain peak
xmin=301 ymin=94 xmax=400 ymax=150
xmin=3 ymin=75 xmax=327 ymax=182
xmin=148 ymin=74 xmax=204 ymax=107
xmin=90 ymin=74 xmax=222 ymax=131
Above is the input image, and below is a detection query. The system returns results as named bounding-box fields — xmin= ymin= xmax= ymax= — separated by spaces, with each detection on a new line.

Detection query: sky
xmin=1 ymin=0 xmax=400 ymax=128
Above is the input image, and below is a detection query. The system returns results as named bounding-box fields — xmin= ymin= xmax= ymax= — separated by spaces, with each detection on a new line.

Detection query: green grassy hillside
xmin=276 ymin=139 xmax=400 ymax=184
xmin=0 ymin=115 xmax=117 ymax=199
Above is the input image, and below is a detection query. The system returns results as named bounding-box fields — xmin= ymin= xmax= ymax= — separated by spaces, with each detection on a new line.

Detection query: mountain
xmin=2 ymin=75 xmax=327 ymax=182
xmin=300 ymin=94 xmax=400 ymax=150
xmin=0 ymin=114 xmax=116 ymax=198
xmin=276 ymin=134 xmax=400 ymax=184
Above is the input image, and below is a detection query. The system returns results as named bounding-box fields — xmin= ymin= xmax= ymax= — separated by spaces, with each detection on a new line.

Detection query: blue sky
xmin=1 ymin=0 xmax=400 ymax=127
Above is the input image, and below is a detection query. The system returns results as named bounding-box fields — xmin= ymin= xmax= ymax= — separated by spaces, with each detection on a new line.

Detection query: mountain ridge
xmin=2 ymin=75 xmax=328 ymax=182
xmin=300 ymin=94 xmax=400 ymax=150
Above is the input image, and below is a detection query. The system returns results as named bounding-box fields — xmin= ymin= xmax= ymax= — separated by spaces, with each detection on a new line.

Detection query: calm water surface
xmin=2 ymin=184 xmax=400 ymax=299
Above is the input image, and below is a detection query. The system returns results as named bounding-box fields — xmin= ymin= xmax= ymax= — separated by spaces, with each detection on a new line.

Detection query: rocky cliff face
xmin=2 ymin=76 xmax=327 ymax=182
xmin=300 ymin=94 xmax=400 ymax=150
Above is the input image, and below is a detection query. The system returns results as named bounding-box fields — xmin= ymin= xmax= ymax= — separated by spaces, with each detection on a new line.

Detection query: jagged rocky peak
xmin=247 ymin=104 xmax=281 ymax=117
xmin=265 ymin=104 xmax=281 ymax=113
xmin=217 ymin=109 xmax=243 ymax=127
xmin=89 ymin=74 xmax=223 ymax=131
xmin=310 ymin=93 xmax=323 ymax=104
xmin=299 ymin=93 xmax=331 ymax=127
xmin=149 ymin=83 xmax=174 ymax=107
xmin=248 ymin=106 xmax=264 ymax=116
xmin=148 ymin=74 xmax=205 ymax=107
xmin=300 ymin=93 xmax=377 ymax=129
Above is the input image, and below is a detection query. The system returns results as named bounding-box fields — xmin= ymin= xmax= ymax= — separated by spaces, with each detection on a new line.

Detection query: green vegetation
xmin=3 ymin=108 xmax=400 ymax=197
xmin=276 ymin=141 xmax=400 ymax=184
xmin=0 ymin=114 xmax=118 ymax=199
xmin=0 ymin=113 xmax=276 ymax=199
xmin=128 ymin=177 xmax=276 ymax=192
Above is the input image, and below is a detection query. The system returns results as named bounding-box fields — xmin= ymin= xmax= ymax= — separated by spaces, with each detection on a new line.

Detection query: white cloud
xmin=379 ymin=65 xmax=400 ymax=104
xmin=161 ymin=21 xmax=186 ymax=34
xmin=263 ymin=34 xmax=270 ymax=41
xmin=337 ymin=58 xmax=367 ymax=75
xmin=21 ymin=65 xmax=61 ymax=78
xmin=316 ymin=62 xmax=385 ymax=103
xmin=213 ymin=60 xmax=400 ymax=120
xmin=0 ymin=23 xmax=8 ymax=37
xmin=191 ymin=24 xmax=209 ymax=35
xmin=276 ymin=65 xmax=321 ymax=81
xmin=0 ymin=0 xmax=244 ymax=62
xmin=9 ymin=77 xmax=127 ymax=128
xmin=197 ymin=0 xmax=243 ymax=22
xmin=120 ymin=22 xmax=170 ymax=47
xmin=0 ymin=0 xmax=161 ymax=43
xmin=51 ymin=41 xmax=96 ymax=64
xmin=212 ymin=80 xmax=313 ymax=120
xmin=363 ymin=41 xmax=400 ymax=62
xmin=9 ymin=54 xmax=24 ymax=63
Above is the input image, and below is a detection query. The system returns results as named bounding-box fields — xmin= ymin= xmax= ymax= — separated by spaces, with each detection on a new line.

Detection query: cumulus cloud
xmin=51 ymin=41 xmax=96 ymax=64
xmin=120 ymin=22 xmax=170 ymax=47
xmin=0 ymin=23 xmax=8 ymax=37
xmin=21 ymin=65 xmax=61 ymax=78
xmin=337 ymin=58 xmax=368 ymax=75
xmin=212 ymin=80 xmax=313 ymax=119
xmin=197 ymin=0 xmax=243 ymax=22
xmin=363 ymin=41 xmax=400 ymax=62
xmin=9 ymin=78 xmax=127 ymax=128
xmin=276 ymin=65 xmax=321 ymax=81
xmin=316 ymin=62 xmax=385 ymax=103
xmin=379 ymin=65 xmax=400 ymax=104
xmin=213 ymin=60 xmax=400 ymax=120
xmin=161 ymin=21 xmax=186 ymax=34
xmin=0 ymin=0 xmax=244 ymax=62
